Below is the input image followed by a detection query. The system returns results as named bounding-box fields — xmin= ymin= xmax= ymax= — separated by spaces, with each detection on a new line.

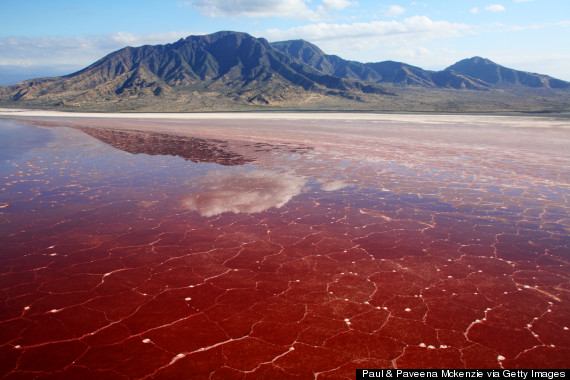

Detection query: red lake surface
xmin=0 ymin=113 xmax=569 ymax=378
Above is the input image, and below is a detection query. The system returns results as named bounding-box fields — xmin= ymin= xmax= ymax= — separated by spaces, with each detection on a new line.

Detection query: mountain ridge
xmin=271 ymin=39 xmax=568 ymax=91
xmin=1 ymin=31 xmax=568 ymax=112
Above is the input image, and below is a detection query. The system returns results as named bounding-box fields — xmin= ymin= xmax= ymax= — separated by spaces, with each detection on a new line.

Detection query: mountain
xmin=0 ymin=31 xmax=389 ymax=110
xmin=0 ymin=31 xmax=568 ymax=112
xmin=271 ymin=40 xmax=435 ymax=86
xmin=270 ymin=39 xmax=479 ymax=88
xmin=271 ymin=39 xmax=568 ymax=91
xmin=444 ymin=56 xmax=570 ymax=89
xmin=270 ymin=40 xmax=382 ymax=83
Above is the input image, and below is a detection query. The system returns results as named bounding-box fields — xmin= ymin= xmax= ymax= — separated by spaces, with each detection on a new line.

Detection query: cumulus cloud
xmin=385 ymin=5 xmax=406 ymax=17
xmin=485 ymin=4 xmax=506 ymax=12
xmin=182 ymin=169 xmax=306 ymax=217
xmin=265 ymin=16 xmax=470 ymax=44
xmin=470 ymin=7 xmax=479 ymax=14
xmin=184 ymin=0 xmax=355 ymax=20
xmin=185 ymin=0 xmax=319 ymax=20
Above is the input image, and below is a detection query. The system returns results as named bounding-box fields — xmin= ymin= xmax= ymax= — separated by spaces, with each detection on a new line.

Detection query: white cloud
xmin=265 ymin=16 xmax=470 ymax=44
xmin=485 ymin=4 xmax=506 ymax=12
xmin=470 ymin=7 xmax=479 ymax=14
xmin=109 ymin=31 xmax=195 ymax=46
xmin=0 ymin=31 xmax=196 ymax=69
xmin=321 ymin=0 xmax=354 ymax=12
xmin=185 ymin=0 xmax=320 ymax=20
xmin=184 ymin=0 xmax=356 ymax=21
xmin=385 ymin=5 xmax=406 ymax=17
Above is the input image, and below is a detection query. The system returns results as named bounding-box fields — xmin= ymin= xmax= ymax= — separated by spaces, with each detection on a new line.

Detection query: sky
xmin=1 ymin=0 xmax=569 ymax=85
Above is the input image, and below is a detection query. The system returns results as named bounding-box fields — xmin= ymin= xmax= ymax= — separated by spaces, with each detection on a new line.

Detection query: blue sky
xmin=1 ymin=0 xmax=569 ymax=85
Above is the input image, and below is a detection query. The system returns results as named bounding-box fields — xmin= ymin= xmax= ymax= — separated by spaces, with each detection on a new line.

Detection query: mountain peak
xmin=185 ymin=30 xmax=251 ymax=41
xmin=270 ymin=39 xmax=326 ymax=67
xmin=445 ymin=56 xmax=568 ymax=89
xmin=464 ymin=56 xmax=495 ymax=64
xmin=271 ymin=39 xmax=325 ymax=54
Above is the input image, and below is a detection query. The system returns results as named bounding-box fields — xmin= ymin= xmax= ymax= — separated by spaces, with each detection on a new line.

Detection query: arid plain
xmin=0 ymin=110 xmax=569 ymax=377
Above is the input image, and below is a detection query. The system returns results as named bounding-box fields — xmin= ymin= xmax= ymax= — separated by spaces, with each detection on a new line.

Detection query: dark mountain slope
xmin=430 ymin=70 xmax=490 ymax=90
xmin=271 ymin=40 xmax=382 ymax=82
xmin=366 ymin=61 xmax=435 ymax=87
xmin=445 ymin=57 xmax=570 ymax=89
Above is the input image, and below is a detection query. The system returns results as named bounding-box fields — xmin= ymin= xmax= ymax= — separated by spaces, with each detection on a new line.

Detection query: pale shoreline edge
xmin=1 ymin=108 xmax=570 ymax=130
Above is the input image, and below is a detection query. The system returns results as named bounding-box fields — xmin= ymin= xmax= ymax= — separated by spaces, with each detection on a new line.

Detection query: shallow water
xmin=0 ymin=116 xmax=568 ymax=377
xmin=0 ymin=120 xmax=53 ymax=166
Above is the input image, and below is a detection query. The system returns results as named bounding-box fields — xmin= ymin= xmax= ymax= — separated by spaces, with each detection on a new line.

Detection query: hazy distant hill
xmin=0 ymin=31 xmax=568 ymax=112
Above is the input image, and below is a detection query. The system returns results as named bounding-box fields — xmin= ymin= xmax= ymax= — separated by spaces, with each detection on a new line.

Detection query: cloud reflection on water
xmin=319 ymin=179 xmax=351 ymax=192
xmin=182 ymin=168 xmax=307 ymax=217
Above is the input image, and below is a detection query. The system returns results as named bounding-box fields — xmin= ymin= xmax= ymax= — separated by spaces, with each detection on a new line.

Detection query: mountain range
xmin=271 ymin=39 xmax=569 ymax=91
xmin=0 ymin=31 xmax=568 ymax=112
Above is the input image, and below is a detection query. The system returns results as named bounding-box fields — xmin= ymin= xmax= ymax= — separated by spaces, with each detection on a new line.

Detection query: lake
xmin=0 ymin=112 xmax=569 ymax=377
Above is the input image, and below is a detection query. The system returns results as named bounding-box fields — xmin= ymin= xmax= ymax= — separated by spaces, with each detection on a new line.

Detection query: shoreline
xmin=1 ymin=107 xmax=569 ymax=116
xmin=1 ymin=108 xmax=570 ymax=127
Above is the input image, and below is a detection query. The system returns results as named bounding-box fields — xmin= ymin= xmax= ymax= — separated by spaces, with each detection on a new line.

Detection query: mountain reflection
xmin=182 ymin=169 xmax=307 ymax=217
xmin=77 ymin=127 xmax=253 ymax=166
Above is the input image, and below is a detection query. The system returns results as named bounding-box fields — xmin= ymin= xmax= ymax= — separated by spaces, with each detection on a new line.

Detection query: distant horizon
xmin=1 ymin=1 xmax=569 ymax=84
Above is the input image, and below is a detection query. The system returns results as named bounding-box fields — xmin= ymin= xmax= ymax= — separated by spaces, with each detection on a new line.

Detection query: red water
xmin=0 ymin=115 xmax=568 ymax=378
